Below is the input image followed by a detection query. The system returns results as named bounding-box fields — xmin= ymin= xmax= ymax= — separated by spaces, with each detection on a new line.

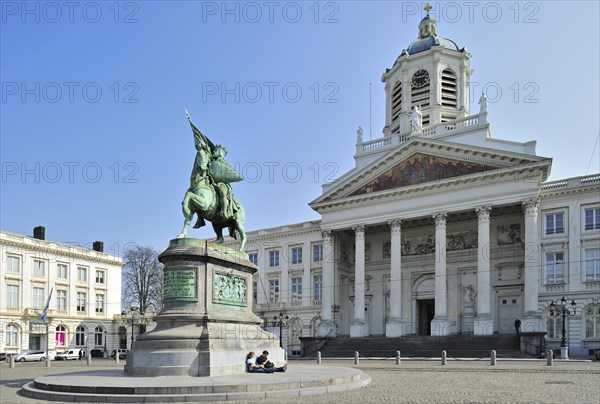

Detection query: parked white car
xmin=15 ymin=350 xmax=47 ymax=362
xmin=55 ymin=348 xmax=82 ymax=360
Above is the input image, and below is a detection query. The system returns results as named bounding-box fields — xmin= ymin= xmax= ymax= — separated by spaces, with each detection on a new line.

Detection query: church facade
xmin=229 ymin=13 xmax=600 ymax=358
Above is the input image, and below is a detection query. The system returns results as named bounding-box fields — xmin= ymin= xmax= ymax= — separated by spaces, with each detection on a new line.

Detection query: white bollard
xmin=547 ymin=350 xmax=553 ymax=366
xmin=354 ymin=351 xmax=359 ymax=365
xmin=87 ymin=354 xmax=92 ymax=365
xmin=396 ymin=351 xmax=401 ymax=365
xmin=115 ymin=353 xmax=119 ymax=364
xmin=46 ymin=355 xmax=51 ymax=368
xmin=441 ymin=350 xmax=447 ymax=365
xmin=316 ymin=351 xmax=321 ymax=365
xmin=490 ymin=350 xmax=496 ymax=366
xmin=9 ymin=355 xmax=15 ymax=368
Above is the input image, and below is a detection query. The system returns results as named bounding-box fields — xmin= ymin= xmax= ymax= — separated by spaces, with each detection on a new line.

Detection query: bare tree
xmin=122 ymin=245 xmax=163 ymax=313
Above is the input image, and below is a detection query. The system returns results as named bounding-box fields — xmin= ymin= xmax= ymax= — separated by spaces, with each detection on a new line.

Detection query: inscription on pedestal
xmin=164 ymin=269 xmax=197 ymax=300
xmin=214 ymin=273 xmax=247 ymax=306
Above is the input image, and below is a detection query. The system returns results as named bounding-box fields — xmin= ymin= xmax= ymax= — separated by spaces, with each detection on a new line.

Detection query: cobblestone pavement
xmin=1 ymin=359 xmax=599 ymax=404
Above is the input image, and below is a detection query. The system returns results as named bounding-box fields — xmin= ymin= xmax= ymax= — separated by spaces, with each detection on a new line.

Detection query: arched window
xmin=75 ymin=326 xmax=86 ymax=346
xmin=118 ymin=326 xmax=127 ymax=349
xmin=545 ymin=309 xmax=562 ymax=339
xmin=585 ymin=304 xmax=600 ymax=338
xmin=55 ymin=325 xmax=67 ymax=347
xmin=441 ymin=68 xmax=458 ymax=109
xmin=290 ymin=317 xmax=302 ymax=345
xmin=310 ymin=316 xmax=321 ymax=338
xmin=94 ymin=326 xmax=104 ymax=346
xmin=6 ymin=324 xmax=19 ymax=346
xmin=391 ymin=81 xmax=403 ymax=126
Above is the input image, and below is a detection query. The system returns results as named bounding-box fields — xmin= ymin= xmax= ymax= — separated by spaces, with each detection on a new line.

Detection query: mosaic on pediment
xmin=350 ymin=153 xmax=495 ymax=196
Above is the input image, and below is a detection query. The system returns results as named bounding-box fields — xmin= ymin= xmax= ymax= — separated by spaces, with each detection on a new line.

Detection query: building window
xmin=269 ymin=250 xmax=280 ymax=267
xmin=77 ymin=267 xmax=88 ymax=283
xmin=585 ymin=248 xmax=600 ymax=281
xmin=75 ymin=326 xmax=86 ymax=346
xmin=57 ymin=263 xmax=68 ymax=279
xmin=6 ymin=324 xmax=19 ymax=346
xmin=545 ymin=212 xmax=565 ymax=235
xmin=585 ymin=207 xmax=600 ymax=231
xmin=77 ymin=292 xmax=87 ymax=312
xmin=291 ymin=247 xmax=302 ymax=265
xmin=291 ymin=277 xmax=302 ymax=301
xmin=546 ymin=312 xmax=562 ymax=339
xmin=95 ymin=294 xmax=105 ymax=313
xmin=7 ymin=284 xmax=20 ymax=308
xmin=313 ymin=274 xmax=323 ymax=301
xmin=269 ymin=279 xmax=279 ymax=303
xmin=33 ymin=260 xmax=45 ymax=277
xmin=253 ymin=280 xmax=258 ymax=302
xmin=441 ymin=68 xmax=458 ymax=108
xmin=248 ymin=253 xmax=258 ymax=265
xmin=94 ymin=326 xmax=104 ymax=346
xmin=585 ymin=304 xmax=600 ymax=338
xmin=57 ymin=290 xmax=67 ymax=311
xmin=55 ymin=325 xmax=67 ymax=347
xmin=313 ymin=244 xmax=323 ymax=263
xmin=95 ymin=270 xmax=105 ymax=284
xmin=391 ymin=80 xmax=402 ymax=125
xmin=545 ymin=252 xmax=565 ymax=284
xmin=6 ymin=255 xmax=20 ymax=273
xmin=32 ymin=287 xmax=45 ymax=309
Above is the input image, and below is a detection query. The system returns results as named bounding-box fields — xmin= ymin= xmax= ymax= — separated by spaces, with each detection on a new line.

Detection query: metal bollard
xmin=87 ymin=354 xmax=92 ymax=365
xmin=490 ymin=350 xmax=496 ymax=366
xmin=441 ymin=350 xmax=447 ymax=365
xmin=115 ymin=354 xmax=119 ymax=364
xmin=547 ymin=350 xmax=553 ymax=366
xmin=354 ymin=351 xmax=359 ymax=365
xmin=46 ymin=355 xmax=51 ymax=368
xmin=316 ymin=351 xmax=321 ymax=365
xmin=9 ymin=355 xmax=15 ymax=368
xmin=396 ymin=351 xmax=401 ymax=365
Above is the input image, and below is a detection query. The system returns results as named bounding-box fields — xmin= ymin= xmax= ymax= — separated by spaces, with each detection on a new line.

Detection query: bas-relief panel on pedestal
xmin=350 ymin=153 xmax=495 ymax=196
xmin=213 ymin=273 xmax=247 ymax=306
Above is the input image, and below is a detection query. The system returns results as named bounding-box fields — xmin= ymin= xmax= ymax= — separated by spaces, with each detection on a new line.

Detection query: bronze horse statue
xmin=176 ymin=177 xmax=247 ymax=251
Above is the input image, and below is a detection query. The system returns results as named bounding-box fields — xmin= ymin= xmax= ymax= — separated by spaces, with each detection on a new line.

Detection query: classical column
xmin=522 ymin=199 xmax=542 ymax=332
xmin=474 ymin=206 xmax=493 ymax=335
xmin=350 ymin=225 xmax=369 ymax=337
xmin=318 ymin=230 xmax=337 ymax=337
xmin=431 ymin=212 xmax=450 ymax=336
xmin=386 ymin=220 xmax=403 ymax=337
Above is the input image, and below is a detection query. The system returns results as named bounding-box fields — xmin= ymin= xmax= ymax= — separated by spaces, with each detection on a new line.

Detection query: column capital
xmin=353 ymin=224 xmax=366 ymax=237
xmin=433 ymin=212 xmax=447 ymax=227
xmin=522 ymin=198 xmax=540 ymax=216
xmin=476 ymin=206 xmax=491 ymax=222
xmin=388 ymin=219 xmax=402 ymax=233
xmin=321 ymin=229 xmax=334 ymax=243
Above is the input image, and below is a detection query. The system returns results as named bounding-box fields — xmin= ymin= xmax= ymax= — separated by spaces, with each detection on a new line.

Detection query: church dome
xmin=406 ymin=36 xmax=459 ymax=55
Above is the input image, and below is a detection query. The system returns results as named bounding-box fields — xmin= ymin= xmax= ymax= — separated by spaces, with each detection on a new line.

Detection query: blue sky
xmin=1 ymin=1 xmax=599 ymax=255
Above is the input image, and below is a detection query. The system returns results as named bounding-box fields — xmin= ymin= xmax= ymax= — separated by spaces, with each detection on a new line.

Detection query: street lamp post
xmin=265 ymin=312 xmax=289 ymax=348
xmin=549 ymin=297 xmax=577 ymax=359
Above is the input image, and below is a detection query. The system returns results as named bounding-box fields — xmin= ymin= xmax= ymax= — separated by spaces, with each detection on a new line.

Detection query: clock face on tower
xmin=411 ymin=70 xmax=430 ymax=88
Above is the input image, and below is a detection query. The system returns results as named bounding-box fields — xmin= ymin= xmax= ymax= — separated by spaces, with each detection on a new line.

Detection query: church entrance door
xmin=418 ymin=299 xmax=435 ymax=335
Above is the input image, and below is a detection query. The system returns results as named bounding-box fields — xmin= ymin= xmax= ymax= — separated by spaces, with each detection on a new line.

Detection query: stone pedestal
xmin=461 ymin=309 xmax=476 ymax=334
xmin=385 ymin=318 xmax=404 ymax=337
xmin=430 ymin=317 xmax=451 ymax=336
xmin=474 ymin=313 xmax=494 ymax=335
xmin=350 ymin=321 xmax=369 ymax=337
xmin=125 ymin=239 xmax=284 ymax=377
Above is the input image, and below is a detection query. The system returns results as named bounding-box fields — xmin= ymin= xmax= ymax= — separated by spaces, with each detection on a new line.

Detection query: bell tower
xmin=382 ymin=4 xmax=472 ymax=136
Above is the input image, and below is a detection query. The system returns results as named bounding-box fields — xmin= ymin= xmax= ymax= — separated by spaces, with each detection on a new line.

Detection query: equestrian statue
xmin=176 ymin=110 xmax=247 ymax=251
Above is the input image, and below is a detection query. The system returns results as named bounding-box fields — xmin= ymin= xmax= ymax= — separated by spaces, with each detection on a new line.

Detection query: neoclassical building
xmin=229 ymin=12 xmax=600 ymax=357
xmin=0 ymin=228 xmax=128 ymax=357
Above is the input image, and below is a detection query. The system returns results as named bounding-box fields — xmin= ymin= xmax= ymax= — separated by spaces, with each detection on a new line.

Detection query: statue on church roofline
xmin=176 ymin=110 xmax=247 ymax=251
xmin=410 ymin=105 xmax=423 ymax=134
xmin=478 ymin=92 xmax=488 ymax=114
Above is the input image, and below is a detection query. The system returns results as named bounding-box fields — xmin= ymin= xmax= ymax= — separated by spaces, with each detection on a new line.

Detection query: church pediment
xmin=349 ymin=153 xmax=495 ymax=196
xmin=310 ymin=137 xmax=551 ymax=211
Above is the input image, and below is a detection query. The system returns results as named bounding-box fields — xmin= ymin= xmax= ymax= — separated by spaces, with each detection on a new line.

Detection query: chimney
xmin=92 ymin=241 xmax=104 ymax=252
xmin=33 ymin=226 xmax=45 ymax=240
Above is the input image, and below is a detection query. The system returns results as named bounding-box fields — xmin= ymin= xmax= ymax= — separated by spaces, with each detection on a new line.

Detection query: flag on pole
xmin=41 ymin=287 xmax=53 ymax=322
